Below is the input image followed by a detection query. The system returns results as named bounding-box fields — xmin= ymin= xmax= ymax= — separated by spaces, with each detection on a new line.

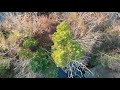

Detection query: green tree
xmin=30 ymin=48 xmax=58 ymax=78
xmin=51 ymin=21 xmax=83 ymax=67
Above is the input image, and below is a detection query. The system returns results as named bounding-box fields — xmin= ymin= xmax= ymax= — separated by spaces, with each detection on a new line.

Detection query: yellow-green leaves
xmin=23 ymin=37 xmax=38 ymax=49
xmin=51 ymin=21 xmax=83 ymax=67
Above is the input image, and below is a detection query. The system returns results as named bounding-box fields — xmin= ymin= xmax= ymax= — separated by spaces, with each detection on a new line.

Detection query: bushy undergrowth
xmin=18 ymin=48 xmax=34 ymax=59
xmin=30 ymin=48 xmax=58 ymax=78
xmin=23 ymin=37 xmax=38 ymax=48
xmin=90 ymin=30 xmax=120 ymax=68
xmin=17 ymin=36 xmax=58 ymax=78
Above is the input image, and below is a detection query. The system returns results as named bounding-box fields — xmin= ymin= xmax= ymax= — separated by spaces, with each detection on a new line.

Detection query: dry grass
xmin=0 ymin=31 xmax=7 ymax=51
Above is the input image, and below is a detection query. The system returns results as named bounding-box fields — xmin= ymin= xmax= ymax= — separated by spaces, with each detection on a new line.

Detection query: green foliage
xmin=0 ymin=56 xmax=11 ymax=77
xmin=51 ymin=21 xmax=83 ymax=67
xmin=23 ymin=37 xmax=38 ymax=49
xmin=18 ymin=37 xmax=38 ymax=59
xmin=111 ymin=54 xmax=120 ymax=59
xmin=43 ymin=64 xmax=58 ymax=78
xmin=18 ymin=36 xmax=58 ymax=78
xmin=30 ymin=48 xmax=58 ymax=78
xmin=89 ymin=54 xmax=100 ymax=66
xmin=30 ymin=48 xmax=49 ymax=72
xmin=18 ymin=48 xmax=34 ymax=59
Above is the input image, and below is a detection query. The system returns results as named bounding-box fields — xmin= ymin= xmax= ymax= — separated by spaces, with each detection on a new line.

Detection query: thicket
xmin=0 ymin=12 xmax=120 ymax=78
xmin=18 ymin=37 xmax=58 ymax=78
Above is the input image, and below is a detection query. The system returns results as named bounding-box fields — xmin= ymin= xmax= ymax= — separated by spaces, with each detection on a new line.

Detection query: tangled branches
xmin=62 ymin=61 xmax=94 ymax=78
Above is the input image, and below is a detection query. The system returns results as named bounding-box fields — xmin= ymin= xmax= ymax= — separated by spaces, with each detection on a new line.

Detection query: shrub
xmin=89 ymin=52 xmax=110 ymax=67
xmin=18 ymin=48 xmax=34 ymax=59
xmin=23 ymin=37 xmax=38 ymax=50
xmin=18 ymin=37 xmax=38 ymax=59
xmin=30 ymin=48 xmax=58 ymax=78
xmin=30 ymin=48 xmax=49 ymax=72
xmin=89 ymin=30 xmax=120 ymax=67
xmin=0 ymin=56 xmax=11 ymax=77
xmin=95 ymin=32 xmax=120 ymax=53
xmin=51 ymin=21 xmax=83 ymax=68
xmin=99 ymin=52 xmax=113 ymax=67
xmin=89 ymin=53 xmax=100 ymax=66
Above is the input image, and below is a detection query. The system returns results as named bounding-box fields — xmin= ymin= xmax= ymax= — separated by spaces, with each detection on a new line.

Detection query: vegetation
xmin=51 ymin=21 xmax=83 ymax=67
xmin=18 ymin=48 xmax=34 ymax=59
xmin=0 ymin=12 xmax=120 ymax=78
xmin=0 ymin=31 xmax=6 ymax=51
xmin=30 ymin=48 xmax=58 ymax=78
xmin=0 ymin=56 xmax=11 ymax=77
xmin=18 ymin=36 xmax=58 ymax=78
xmin=23 ymin=37 xmax=38 ymax=49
